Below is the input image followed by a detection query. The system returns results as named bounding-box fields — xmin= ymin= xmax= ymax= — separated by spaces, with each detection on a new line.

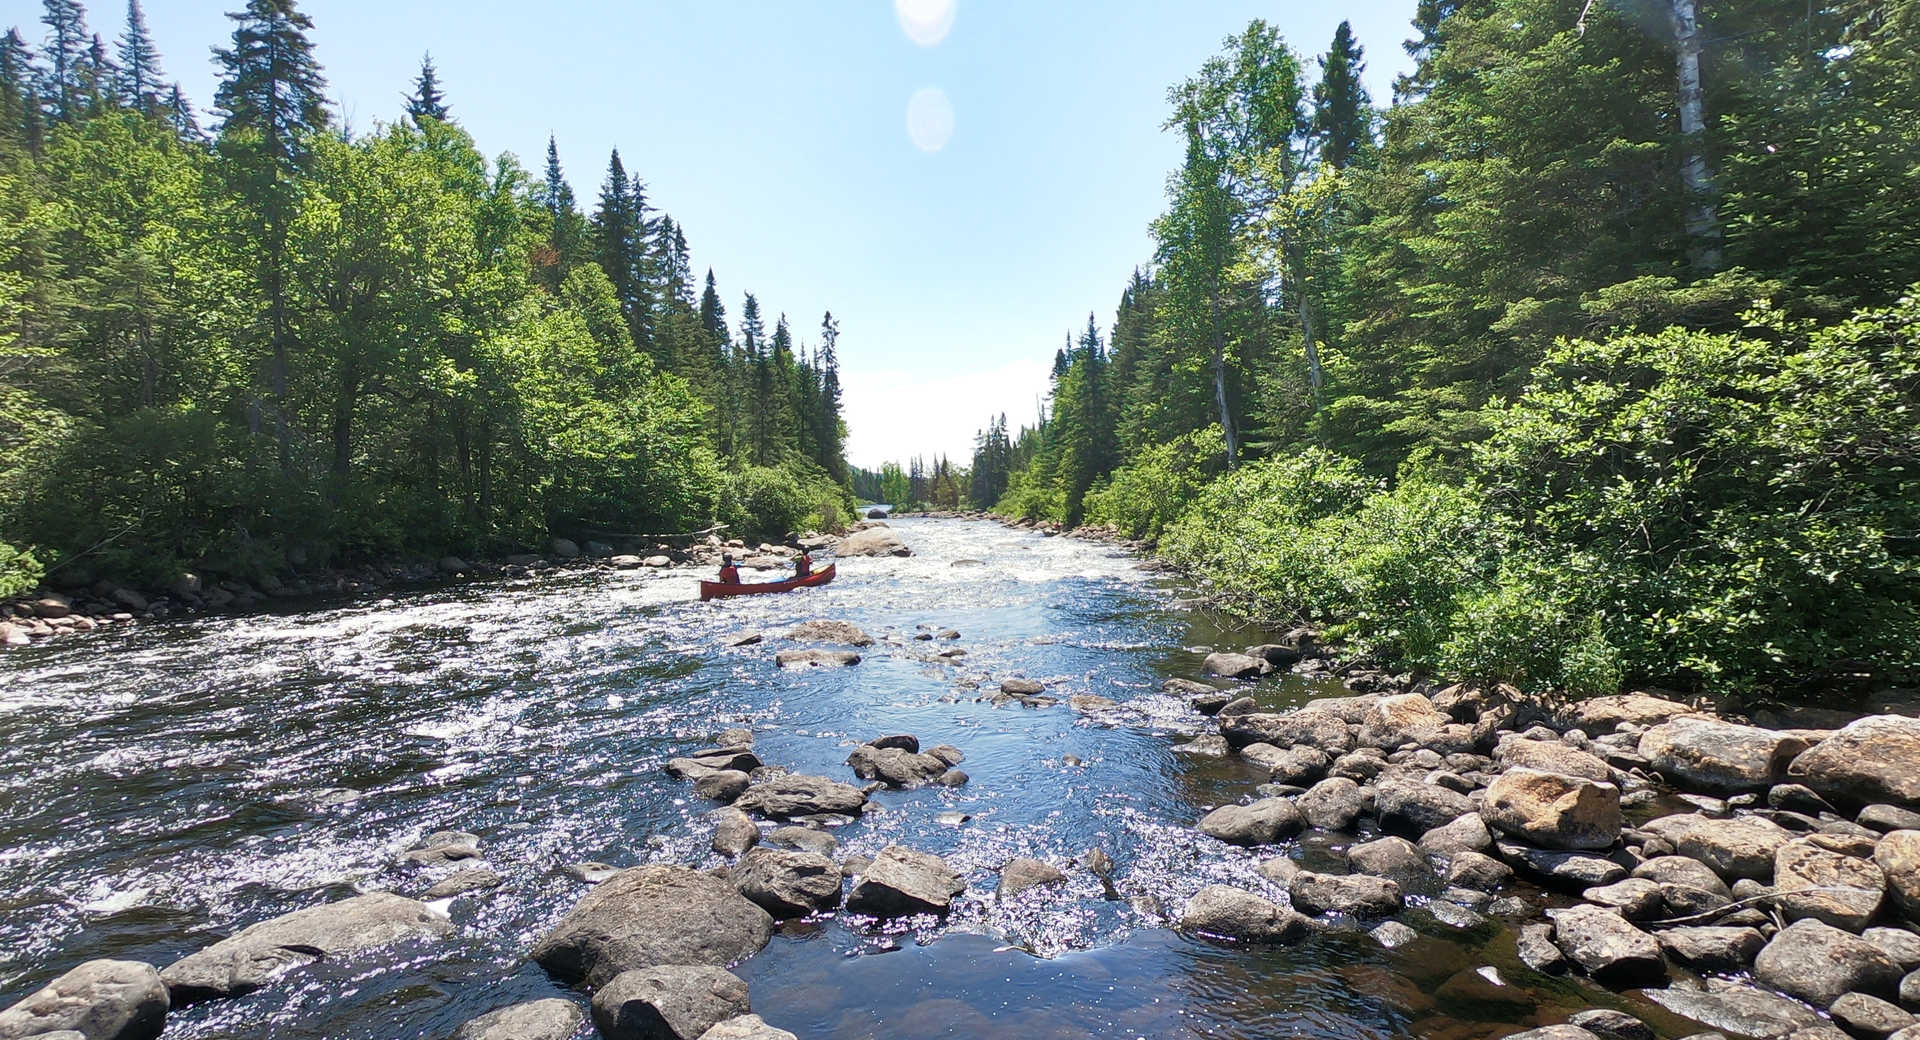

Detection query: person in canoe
xmin=717 ymin=556 xmax=742 ymax=584
xmin=794 ymin=550 xmax=813 ymax=579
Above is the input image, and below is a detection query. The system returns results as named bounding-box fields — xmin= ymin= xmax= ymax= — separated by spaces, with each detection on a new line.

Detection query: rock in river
xmin=1219 ymin=712 xmax=1353 ymax=755
xmin=1642 ymin=813 xmax=1793 ymax=882
xmin=452 ymin=999 xmax=584 ymax=1040
xmin=998 ymin=858 xmax=1067 ymax=901
xmin=1641 ymin=984 xmax=1821 ymax=1039
xmin=0 ymin=959 xmax=168 ymax=1040
xmin=785 ymin=620 xmax=874 ymax=646
xmin=161 ymin=893 xmax=452 ymax=1005
xmin=1877 ymin=830 xmax=1920 ymax=921
xmin=1374 ymin=779 xmax=1473 ymax=835
xmin=1546 ymin=904 xmax=1667 ymax=986
xmin=733 ymin=848 xmax=843 ymax=918
xmin=1773 ymin=836 xmax=1886 ymax=930
xmin=733 ymin=774 xmax=868 ymax=820
xmin=846 ymin=744 xmax=951 ymax=788
xmin=1638 ymin=717 xmax=1808 ymax=792
xmin=531 ymin=866 xmax=774 ymax=989
xmin=591 ymin=965 xmax=751 ymax=1040
xmin=846 ymin=846 xmax=965 ymax=917
xmin=1198 ymin=798 xmax=1304 ymax=847
xmin=1791 ymin=716 xmax=1920 ymax=808
xmin=698 ymin=1016 xmax=797 ymax=1040
xmin=1288 ymin=872 xmax=1404 ymax=917
xmin=773 ymin=650 xmax=860 ymax=669
xmin=1654 ymin=926 xmax=1765 ymax=973
xmin=1203 ymin=652 xmax=1271 ymax=679
xmin=838 ymin=527 xmax=912 ymax=557
xmin=1179 ymin=885 xmax=1309 ymax=944
xmin=1754 ymin=919 xmax=1903 ymax=1008
xmin=1482 ymin=768 xmax=1622 ymax=851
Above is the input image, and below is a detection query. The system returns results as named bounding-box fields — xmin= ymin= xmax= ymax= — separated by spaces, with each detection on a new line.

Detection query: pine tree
xmin=740 ymin=292 xmax=773 ymax=465
xmin=406 ymin=52 xmax=447 ymax=125
xmin=538 ymin=136 xmax=583 ymax=289
xmin=212 ymin=0 xmax=329 ymax=474
xmin=42 ymin=0 xmax=90 ymax=122
xmin=816 ymin=311 xmax=845 ymax=482
xmin=698 ymin=269 xmax=726 ymax=339
xmin=80 ymin=32 xmax=113 ymax=115
xmin=1313 ymin=21 xmax=1372 ymax=170
xmin=0 ymin=29 xmax=32 ymax=139
xmin=592 ymin=148 xmax=654 ymax=354
xmin=163 ymin=81 xmax=198 ymax=138
xmin=113 ymin=0 xmax=162 ymax=112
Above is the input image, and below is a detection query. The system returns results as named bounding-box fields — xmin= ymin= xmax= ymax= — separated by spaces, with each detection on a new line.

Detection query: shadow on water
xmin=0 ymin=519 xmax=1697 ymax=1038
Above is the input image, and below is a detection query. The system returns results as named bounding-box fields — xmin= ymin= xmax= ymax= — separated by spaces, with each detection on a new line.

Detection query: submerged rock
xmin=997 ymin=858 xmax=1068 ymax=901
xmin=530 ymin=866 xmax=774 ymax=989
xmin=161 ymin=893 xmax=452 ymax=1005
xmin=733 ymin=775 xmax=868 ymax=820
xmin=0 ymin=959 xmax=168 ymax=1040
xmin=1198 ymin=798 xmax=1304 ymax=847
xmin=452 ymin=999 xmax=584 ymax=1040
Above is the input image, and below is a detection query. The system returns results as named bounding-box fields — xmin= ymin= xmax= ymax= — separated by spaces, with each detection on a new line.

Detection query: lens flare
xmin=906 ymin=87 xmax=954 ymax=153
xmin=895 ymin=0 xmax=956 ymax=47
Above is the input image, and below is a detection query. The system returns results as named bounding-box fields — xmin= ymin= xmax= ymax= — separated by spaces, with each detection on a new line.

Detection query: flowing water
xmin=0 ymin=519 xmax=1682 ymax=1038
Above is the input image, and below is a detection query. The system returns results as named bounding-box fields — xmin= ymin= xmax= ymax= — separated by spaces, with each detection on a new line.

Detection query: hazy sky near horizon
xmin=1 ymin=0 xmax=1417 ymax=469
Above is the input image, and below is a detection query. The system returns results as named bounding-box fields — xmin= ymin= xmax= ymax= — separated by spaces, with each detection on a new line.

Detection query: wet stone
xmin=530 ymin=866 xmax=774 ymax=989
xmin=1657 ymin=926 xmax=1766 ymax=973
xmin=846 ymin=846 xmax=965 ymax=917
xmin=1198 ymin=798 xmax=1303 ymax=847
xmin=1642 ymin=983 xmax=1821 ymax=1039
xmin=1517 ymin=922 xmax=1567 ymax=973
xmin=997 ymin=858 xmax=1067 ymax=901
xmin=698 ymin=1016 xmax=797 ymax=1040
xmin=452 ymin=999 xmax=583 ymax=1040
xmin=733 ymin=775 xmax=868 ymax=820
xmin=711 ymin=809 xmax=760 ymax=857
xmin=1347 ymin=836 xmax=1426 ymax=881
xmin=1288 ymin=871 xmax=1404 ymax=918
xmin=1830 ymin=992 xmax=1916 ymax=1039
xmin=0 ymin=959 xmax=168 ymax=1040
xmin=422 ymin=867 xmax=504 ymax=900
xmin=1546 ymin=903 xmax=1668 ymax=986
xmin=590 ymin=965 xmax=751 ymax=1040
xmin=1178 ymin=885 xmax=1309 ymax=945
xmin=1569 ymin=1009 xmax=1655 ymax=1040
xmin=1755 ymin=919 xmax=1904 ymax=1009
xmin=1371 ymin=920 xmax=1418 ymax=949
xmin=1298 ymin=777 xmax=1366 ymax=831
xmin=162 ymin=892 xmax=453 ymax=1005
xmin=733 ymin=848 xmax=843 ymax=918
xmin=1446 ymin=850 xmax=1513 ymax=889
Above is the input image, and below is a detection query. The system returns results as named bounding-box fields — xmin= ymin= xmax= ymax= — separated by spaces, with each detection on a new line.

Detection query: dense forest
xmin=0 ymin=0 xmax=854 ymax=596
xmin=935 ymin=0 xmax=1920 ymax=694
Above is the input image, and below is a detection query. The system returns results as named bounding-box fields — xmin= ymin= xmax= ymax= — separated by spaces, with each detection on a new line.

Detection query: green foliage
xmin=720 ymin=458 xmax=851 ymax=544
xmin=1083 ymin=426 xmax=1225 ymax=540
xmin=0 ymin=540 xmax=41 ymax=598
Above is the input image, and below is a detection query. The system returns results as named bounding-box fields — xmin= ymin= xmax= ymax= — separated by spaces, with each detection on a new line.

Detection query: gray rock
xmin=162 ymin=893 xmax=451 ymax=1004
xmin=1518 ymin=922 xmax=1567 ymax=972
xmin=1755 ymin=919 xmax=1903 ymax=1008
xmin=1494 ymin=737 xmax=1615 ymax=782
xmin=1773 ymin=836 xmax=1886 ymax=930
xmin=1370 ymin=921 xmax=1418 ymax=949
xmin=1374 ymin=779 xmax=1473 ymax=835
xmin=421 ymin=868 xmax=503 ymax=900
xmin=1642 ymin=983 xmax=1821 ymax=1039
xmin=694 ymin=770 xmax=751 ymax=802
xmin=530 ymin=866 xmax=774 ymax=989
xmin=1877 ymin=831 xmax=1920 ymax=922
xmin=711 ymin=808 xmax=759 ymax=857
xmin=1863 ymin=806 xmax=1920 ymax=833
xmin=1495 ymin=842 xmax=1628 ymax=889
xmin=1644 ymin=813 xmax=1794 ymax=881
xmin=1483 ymin=768 xmax=1623 ymax=850
xmin=1219 ymin=712 xmax=1353 ymax=754
xmin=1447 ymin=850 xmax=1514 ymax=889
xmin=1633 ymin=855 xmax=1733 ymax=897
xmin=1288 ymin=872 xmax=1404 ymax=917
xmin=591 ymin=965 xmax=751 ymax=1040
xmin=1583 ymin=878 xmax=1665 ymax=920
xmin=1203 ymin=652 xmax=1271 ymax=679
xmin=1658 ymin=926 xmax=1766 ymax=973
xmin=1771 ymin=784 xmax=1837 ymax=816
xmin=1420 ymin=813 xmax=1494 ymax=857
xmin=773 ymin=649 xmax=860 ymax=668
xmin=998 ymin=858 xmax=1067 ymax=901
xmin=1177 ymin=885 xmax=1309 ymax=944
xmin=763 ymin=826 xmax=835 ymax=857
xmin=1503 ymin=1028 xmax=1601 ymax=1040
xmin=452 ymin=999 xmax=583 ymax=1040
xmin=1640 ymin=717 xmax=1809 ymax=792
xmin=1347 ymin=836 xmax=1426 ymax=881
xmin=0 ymin=959 xmax=167 ymax=1040
xmin=733 ymin=848 xmax=842 ymax=918
xmin=697 ymin=1015 xmax=797 ymax=1040
xmin=733 ymin=774 xmax=867 ymax=820
xmin=1298 ymin=777 xmax=1366 ymax=831
xmin=846 ymin=745 xmax=950 ymax=788
xmin=1198 ymin=798 xmax=1303 ymax=847
xmin=785 ymin=620 xmax=874 ymax=646
xmin=1356 ymin=694 xmax=1449 ymax=750
xmin=845 ymin=846 xmax=965 ymax=917
xmin=1244 ymin=743 xmax=1330 ymax=785
xmin=1831 ymin=992 xmax=1916 ymax=1039
xmin=1867 ymin=928 xmax=1920 ymax=970
xmin=1791 ymin=717 xmax=1920 ymax=808
xmin=1547 ymin=903 xmax=1668 ymax=986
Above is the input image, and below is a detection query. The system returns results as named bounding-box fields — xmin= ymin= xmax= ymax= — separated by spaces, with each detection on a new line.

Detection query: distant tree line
xmin=0 ymin=0 xmax=854 ymax=594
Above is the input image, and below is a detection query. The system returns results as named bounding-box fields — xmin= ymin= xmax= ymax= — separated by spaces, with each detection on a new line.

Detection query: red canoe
xmin=700 ymin=563 xmax=837 ymax=601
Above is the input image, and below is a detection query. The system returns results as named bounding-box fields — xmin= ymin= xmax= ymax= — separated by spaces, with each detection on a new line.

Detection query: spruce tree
xmin=698 ymin=270 xmax=726 ymax=339
xmin=406 ymin=52 xmax=447 ymax=125
xmin=163 ymin=81 xmax=198 ymax=138
xmin=1313 ymin=22 xmax=1372 ymax=170
xmin=212 ymin=0 xmax=328 ymax=474
xmin=0 ymin=29 xmax=32 ymax=139
xmin=113 ymin=0 xmax=161 ymax=112
xmin=41 ymin=0 xmax=89 ymax=122
xmin=817 ymin=311 xmax=845 ymax=481
xmin=539 ymin=136 xmax=583 ymax=288
xmin=739 ymin=293 xmax=772 ymax=465
xmin=80 ymin=32 xmax=113 ymax=115
xmin=592 ymin=149 xmax=651 ymax=352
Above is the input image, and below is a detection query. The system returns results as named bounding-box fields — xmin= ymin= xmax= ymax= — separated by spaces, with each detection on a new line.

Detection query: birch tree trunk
xmin=1671 ymin=0 xmax=1723 ymax=270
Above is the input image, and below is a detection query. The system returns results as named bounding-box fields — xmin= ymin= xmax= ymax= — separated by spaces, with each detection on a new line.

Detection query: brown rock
xmin=1483 ymin=768 xmax=1622 ymax=850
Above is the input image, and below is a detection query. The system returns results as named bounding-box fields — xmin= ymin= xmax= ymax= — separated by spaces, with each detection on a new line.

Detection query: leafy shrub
xmin=720 ymin=458 xmax=853 ymax=544
xmin=1083 ymin=426 xmax=1226 ymax=540
xmin=0 ymin=541 xmax=41 ymax=599
xmin=995 ymin=469 xmax=1066 ymax=524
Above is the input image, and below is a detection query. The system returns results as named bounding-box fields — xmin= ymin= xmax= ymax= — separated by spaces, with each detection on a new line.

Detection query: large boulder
xmin=1289 ymin=872 xmax=1404 ymax=917
xmin=845 ymin=846 xmax=965 ymax=917
xmin=1357 ymin=694 xmax=1447 ymax=750
xmin=1641 ymin=984 xmax=1821 ymax=1039
xmin=530 ymin=866 xmax=774 ymax=989
xmin=1219 ymin=712 xmax=1353 ymax=754
xmin=699 ymin=1016 xmax=797 ymax=1040
xmin=1299 ymin=777 xmax=1366 ymax=831
xmin=1546 ymin=904 xmax=1668 ymax=986
xmin=0 ymin=959 xmax=167 ymax=1040
xmin=1572 ymin=693 xmax=1695 ymax=731
xmin=1178 ymin=886 xmax=1309 ymax=944
xmin=1374 ymin=779 xmax=1473 ymax=835
xmin=1754 ymin=919 xmax=1903 ymax=1008
xmin=452 ymin=999 xmax=584 ymax=1040
xmin=1638 ymin=717 xmax=1809 ymax=792
xmin=1494 ymin=738 xmax=1614 ymax=783
xmin=839 ymin=527 xmax=911 ymax=557
xmin=162 ymin=893 xmax=451 ymax=1005
xmin=733 ymin=848 xmax=842 ymax=918
xmin=1198 ymin=798 xmax=1303 ymax=847
xmin=591 ymin=966 xmax=751 ymax=1040
xmin=733 ymin=774 xmax=868 ymax=820
xmin=1482 ymin=768 xmax=1622 ymax=850
xmin=1203 ymin=652 xmax=1270 ymax=679
xmin=1791 ymin=716 xmax=1920 ymax=808
xmin=1655 ymin=926 xmax=1765 ymax=973
xmin=1773 ymin=837 xmax=1886 ymax=930
xmin=1642 ymin=813 xmax=1794 ymax=882
xmin=846 ymin=745 xmax=950 ymax=788
xmin=785 ymin=620 xmax=874 ymax=646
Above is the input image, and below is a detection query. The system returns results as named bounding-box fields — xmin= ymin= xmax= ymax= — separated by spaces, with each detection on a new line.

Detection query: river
xmin=0 ymin=518 xmax=1650 ymax=1039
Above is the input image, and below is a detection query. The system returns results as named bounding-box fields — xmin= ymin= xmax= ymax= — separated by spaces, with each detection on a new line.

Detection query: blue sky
xmin=3 ymin=0 xmax=1416 ymax=468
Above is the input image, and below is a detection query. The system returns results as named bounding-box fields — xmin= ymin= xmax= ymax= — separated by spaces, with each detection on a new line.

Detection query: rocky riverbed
xmin=4 ymin=517 xmax=1920 ymax=1040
